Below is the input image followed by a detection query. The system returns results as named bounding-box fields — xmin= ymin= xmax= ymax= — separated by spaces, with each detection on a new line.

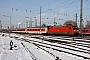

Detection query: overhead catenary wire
xmin=52 ymin=0 xmax=76 ymax=9
xmin=63 ymin=0 xmax=90 ymax=15
xmin=43 ymin=0 xmax=79 ymax=13
xmin=0 ymin=0 xmax=12 ymax=8
xmin=0 ymin=0 xmax=90 ymax=26
xmin=42 ymin=0 xmax=56 ymax=7
xmin=14 ymin=0 xmax=90 ymax=19
xmin=50 ymin=0 xmax=71 ymax=9
xmin=18 ymin=0 xmax=44 ymax=12
xmin=13 ymin=0 xmax=90 ymax=15
xmin=31 ymin=0 xmax=57 ymax=11
xmin=30 ymin=0 xmax=44 ymax=8
xmin=17 ymin=0 xmax=73 ymax=13
xmin=18 ymin=0 xmax=31 ymax=8
xmin=0 ymin=0 xmax=90 ymax=14
xmin=63 ymin=7 xmax=90 ymax=16
xmin=63 ymin=0 xmax=80 ymax=9
xmin=42 ymin=0 xmax=80 ymax=22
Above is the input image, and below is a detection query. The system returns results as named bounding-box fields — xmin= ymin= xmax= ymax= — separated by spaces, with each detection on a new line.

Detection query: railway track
xmin=21 ymin=42 xmax=38 ymax=60
xmin=8 ymin=34 xmax=90 ymax=60
xmin=30 ymin=35 xmax=90 ymax=50
xmin=10 ymin=36 xmax=90 ymax=59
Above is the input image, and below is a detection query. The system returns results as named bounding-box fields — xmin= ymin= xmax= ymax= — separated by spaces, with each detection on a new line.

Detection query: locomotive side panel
xmin=48 ymin=25 xmax=74 ymax=35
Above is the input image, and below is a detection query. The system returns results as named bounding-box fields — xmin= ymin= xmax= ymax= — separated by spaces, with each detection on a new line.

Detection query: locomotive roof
xmin=52 ymin=24 xmax=78 ymax=28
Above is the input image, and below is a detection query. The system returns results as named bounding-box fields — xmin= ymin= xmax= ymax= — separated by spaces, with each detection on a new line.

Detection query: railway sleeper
xmin=36 ymin=45 xmax=56 ymax=58
xmin=21 ymin=42 xmax=38 ymax=60
xmin=33 ymin=38 xmax=90 ymax=52
xmin=14 ymin=37 xmax=90 ymax=54
xmin=12 ymin=35 xmax=90 ymax=59
xmin=21 ymin=38 xmax=89 ymax=54
xmin=33 ymin=43 xmax=90 ymax=59
xmin=24 ymin=39 xmax=90 ymax=56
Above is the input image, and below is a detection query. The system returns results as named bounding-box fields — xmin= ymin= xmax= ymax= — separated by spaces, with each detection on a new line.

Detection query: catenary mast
xmin=80 ymin=0 xmax=83 ymax=36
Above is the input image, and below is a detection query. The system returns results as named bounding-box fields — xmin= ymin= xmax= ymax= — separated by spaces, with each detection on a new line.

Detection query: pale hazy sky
xmin=0 ymin=0 xmax=90 ymax=28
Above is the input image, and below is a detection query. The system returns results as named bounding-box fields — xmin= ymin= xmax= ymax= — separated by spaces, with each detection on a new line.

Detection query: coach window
xmin=38 ymin=29 xmax=40 ymax=31
xmin=31 ymin=29 xmax=32 ymax=31
xmin=41 ymin=29 xmax=44 ymax=31
xmin=30 ymin=29 xmax=32 ymax=31
xmin=42 ymin=29 xmax=44 ymax=31
xmin=43 ymin=29 xmax=45 ymax=31
xmin=41 ymin=29 xmax=43 ymax=31
xmin=86 ymin=30 xmax=88 ymax=32
xmin=35 ymin=29 xmax=37 ymax=31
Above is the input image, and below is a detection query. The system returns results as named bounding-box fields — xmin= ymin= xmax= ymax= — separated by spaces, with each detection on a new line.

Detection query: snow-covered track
xmin=21 ymin=42 xmax=38 ymax=60
xmin=15 ymin=38 xmax=90 ymax=59
xmin=8 ymin=34 xmax=90 ymax=60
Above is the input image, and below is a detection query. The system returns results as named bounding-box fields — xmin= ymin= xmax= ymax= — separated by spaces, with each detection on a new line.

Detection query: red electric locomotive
xmin=82 ymin=28 xmax=90 ymax=36
xmin=48 ymin=24 xmax=79 ymax=36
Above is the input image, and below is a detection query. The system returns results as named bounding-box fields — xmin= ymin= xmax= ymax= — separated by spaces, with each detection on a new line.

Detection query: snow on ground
xmin=0 ymin=34 xmax=32 ymax=60
xmin=0 ymin=33 xmax=55 ymax=60
xmin=21 ymin=41 xmax=55 ymax=60
xmin=0 ymin=33 xmax=90 ymax=60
